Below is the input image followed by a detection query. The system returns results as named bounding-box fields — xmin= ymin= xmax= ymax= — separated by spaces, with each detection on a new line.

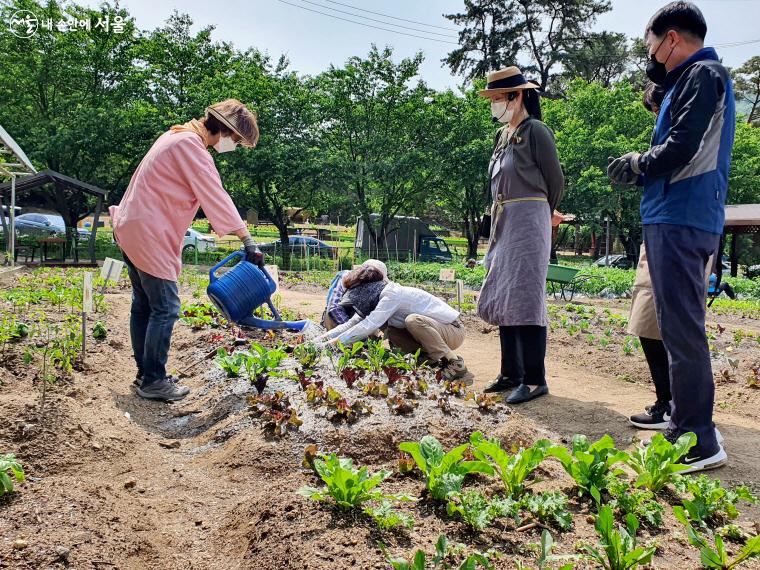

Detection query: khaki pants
xmin=385 ymin=314 xmax=465 ymax=363
xmin=628 ymin=243 xmax=713 ymax=340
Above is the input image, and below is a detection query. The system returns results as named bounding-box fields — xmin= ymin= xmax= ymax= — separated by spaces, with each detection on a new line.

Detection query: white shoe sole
xmin=680 ymin=446 xmax=728 ymax=474
xmin=640 ymin=428 xmax=724 ymax=447
xmin=629 ymin=419 xmax=670 ymax=430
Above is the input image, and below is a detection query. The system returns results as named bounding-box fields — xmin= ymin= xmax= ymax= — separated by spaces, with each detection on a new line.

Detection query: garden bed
xmin=1 ymin=269 xmax=760 ymax=569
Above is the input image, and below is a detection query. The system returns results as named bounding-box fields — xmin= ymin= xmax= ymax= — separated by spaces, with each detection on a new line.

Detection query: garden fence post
xmin=194 ymin=237 xmax=198 ymax=266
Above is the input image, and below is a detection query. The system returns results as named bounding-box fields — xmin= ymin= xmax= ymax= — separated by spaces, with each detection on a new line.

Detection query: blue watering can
xmin=207 ymin=251 xmax=311 ymax=331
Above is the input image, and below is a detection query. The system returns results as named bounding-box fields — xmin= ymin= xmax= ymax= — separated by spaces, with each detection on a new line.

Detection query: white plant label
xmin=100 ymin=258 xmax=124 ymax=283
xmin=440 ymin=268 xmax=455 ymax=282
xmin=82 ymin=272 xmax=93 ymax=313
xmin=456 ymin=279 xmax=464 ymax=306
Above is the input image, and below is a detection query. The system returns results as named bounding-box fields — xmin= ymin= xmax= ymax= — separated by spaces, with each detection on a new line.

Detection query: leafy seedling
xmin=0 ymin=453 xmax=25 ymax=496
xmin=399 ymin=435 xmax=493 ymax=501
xmin=446 ymin=489 xmax=519 ymax=531
xmin=379 ymin=534 xmax=493 ymax=570
xmin=674 ymin=506 xmax=760 ymax=569
xmin=606 ymin=476 xmax=663 ymax=527
xmin=521 ymin=491 xmax=573 ymax=531
xmin=92 ymin=321 xmax=108 ymax=340
xmin=469 ymin=432 xmax=551 ymax=498
xmin=364 ymin=499 xmax=414 ymax=531
xmin=674 ymin=475 xmax=758 ymax=527
xmin=548 ymin=434 xmax=628 ymax=499
xmin=387 ymin=395 xmax=418 ymax=415
xmin=626 ymin=432 xmax=696 ymax=492
xmin=581 ymin=505 xmax=655 ymax=570
xmin=297 ymin=453 xmax=415 ymax=510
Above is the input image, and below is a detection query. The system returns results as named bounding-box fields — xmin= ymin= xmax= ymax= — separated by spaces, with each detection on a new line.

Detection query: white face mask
xmin=490 ymin=99 xmax=513 ymax=124
xmin=213 ymin=135 xmax=238 ymax=153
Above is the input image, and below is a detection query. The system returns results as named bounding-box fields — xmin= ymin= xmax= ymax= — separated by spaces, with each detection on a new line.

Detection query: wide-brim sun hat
xmin=206 ymin=100 xmax=259 ymax=148
xmin=478 ymin=66 xmax=540 ymax=97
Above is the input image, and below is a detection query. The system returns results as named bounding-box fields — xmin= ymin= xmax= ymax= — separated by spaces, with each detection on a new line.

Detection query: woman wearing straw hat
xmin=477 ymin=67 xmax=565 ymax=404
xmin=111 ymin=99 xmax=263 ymax=402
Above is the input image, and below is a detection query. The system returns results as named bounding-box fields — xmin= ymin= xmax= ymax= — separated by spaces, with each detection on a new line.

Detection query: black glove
xmin=607 ymin=152 xmax=641 ymax=185
xmin=242 ymin=237 xmax=264 ymax=267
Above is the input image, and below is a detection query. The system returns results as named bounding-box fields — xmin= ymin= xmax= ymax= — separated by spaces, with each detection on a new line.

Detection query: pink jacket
xmin=110 ymin=130 xmax=246 ymax=281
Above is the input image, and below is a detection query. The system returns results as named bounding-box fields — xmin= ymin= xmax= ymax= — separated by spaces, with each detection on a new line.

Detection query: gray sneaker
xmin=137 ymin=378 xmax=190 ymax=402
xmin=441 ymin=356 xmax=469 ymax=383
xmin=134 ymin=374 xmax=180 ymax=388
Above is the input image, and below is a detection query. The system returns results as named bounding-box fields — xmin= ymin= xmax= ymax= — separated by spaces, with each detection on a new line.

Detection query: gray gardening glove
xmin=607 ymin=153 xmax=641 ymax=185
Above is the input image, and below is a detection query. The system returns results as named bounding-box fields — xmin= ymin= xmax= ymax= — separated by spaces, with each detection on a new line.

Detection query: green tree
xmin=0 ymin=0 xmax=148 ymax=228
xmin=562 ymin=32 xmax=631 ymax=88
xmin=430 ymin=89 xmax=493 ymax=258
xmin=444 ymin=0 xmax=612 ymax=95
xmin=727 ymin=121 xmax=760 ymax=205
xmin=222 ymin=57 xmax=323 ymax=266
xmin=443 ymin=0 xmax=524 ymax=83
xmin=543 ymin=80 xmax=653 ymax=255
xmin=315 ymin=46 xmax=439 ymax=252
xmin=733 ymin=56 xmax=760 ymax=126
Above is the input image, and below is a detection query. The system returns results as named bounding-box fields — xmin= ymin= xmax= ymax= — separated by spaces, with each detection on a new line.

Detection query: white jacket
xmin=326 ymin=282 xmax=460 ymax=345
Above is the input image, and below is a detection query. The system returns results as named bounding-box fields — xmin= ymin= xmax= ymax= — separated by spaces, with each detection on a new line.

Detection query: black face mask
xmin=646 ymin=33 xmax=675 ymax=85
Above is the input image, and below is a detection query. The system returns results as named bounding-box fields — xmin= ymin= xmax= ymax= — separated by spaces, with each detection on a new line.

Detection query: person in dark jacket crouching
xmin=608 ymin=1 xmax=734 ymax=473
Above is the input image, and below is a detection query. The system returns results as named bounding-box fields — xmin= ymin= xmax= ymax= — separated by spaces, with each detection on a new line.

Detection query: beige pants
xmin=628 ymin=244 xmax=713 ymax=340
xmin=385 ymin=315 xmax=465 ymax=363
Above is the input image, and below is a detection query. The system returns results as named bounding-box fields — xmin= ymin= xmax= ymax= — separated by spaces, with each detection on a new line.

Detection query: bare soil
xmin=1 ymin=281 xmax=759 ymax=569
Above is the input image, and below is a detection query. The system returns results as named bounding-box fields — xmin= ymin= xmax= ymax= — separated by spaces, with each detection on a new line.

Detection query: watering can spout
xmin=237 ymin=316 xmax=313 ymax=332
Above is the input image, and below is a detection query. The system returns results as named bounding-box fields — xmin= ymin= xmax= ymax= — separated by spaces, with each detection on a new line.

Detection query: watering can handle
xmin=209 ymin=251 xmax=245 ymax=283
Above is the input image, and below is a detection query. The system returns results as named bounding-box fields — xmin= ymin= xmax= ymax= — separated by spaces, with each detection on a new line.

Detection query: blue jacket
xmin=638 ymin=47 xmax=735 ymax=235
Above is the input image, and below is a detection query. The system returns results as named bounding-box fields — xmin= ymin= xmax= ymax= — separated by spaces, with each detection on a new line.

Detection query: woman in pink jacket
xmin=111 ymin=99 xmax=262 ymax=402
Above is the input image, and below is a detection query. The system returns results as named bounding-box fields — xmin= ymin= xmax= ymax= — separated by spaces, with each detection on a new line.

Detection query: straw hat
xmin=206 ymin=99 xmax=259 ymax=148
xmin=478 ymin=66 xmax=540 ymax=97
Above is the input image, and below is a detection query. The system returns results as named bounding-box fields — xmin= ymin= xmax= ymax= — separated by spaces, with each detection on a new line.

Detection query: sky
xmin=79 ymin=0 xmax=760 ymax=91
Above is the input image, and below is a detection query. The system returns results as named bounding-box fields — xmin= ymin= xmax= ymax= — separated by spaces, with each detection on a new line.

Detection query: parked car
xmin=258 ymin=235 xmax=336 ymax=258
xmin=183 ymin=228 xmax=217 ymax=252
xmin=593 ymin=254 xmax=634 ymax=269
xmin=9 ymin=213 xmax=91 ymax=239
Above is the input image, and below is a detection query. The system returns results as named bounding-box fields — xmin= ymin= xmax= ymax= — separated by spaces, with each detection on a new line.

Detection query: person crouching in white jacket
xmin=317 ymin=265 xmax=469 ymax=382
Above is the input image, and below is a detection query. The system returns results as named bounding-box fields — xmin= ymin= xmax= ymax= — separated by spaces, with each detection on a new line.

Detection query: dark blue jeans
xmin=644 ymin=223 xmax=720 ymax=455
xmin=123 ymin=253 xmax=181 ymax=386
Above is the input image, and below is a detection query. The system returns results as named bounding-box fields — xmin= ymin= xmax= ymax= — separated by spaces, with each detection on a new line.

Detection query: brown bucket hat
xmin=206 ymin=99 xmax=260 ymax=148
xmin=478 ymin=66 xmax=540 ymax=97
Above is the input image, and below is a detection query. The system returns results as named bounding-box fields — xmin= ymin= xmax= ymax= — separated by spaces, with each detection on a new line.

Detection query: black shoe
xmin=629 ymin=401 xmax=671 ymax=430
xmin=484 ymin=375 xmax=521 ymax=393
xmin=506 ymin=384 xmax=548 ymax=404
xmin=137 ymin=378 xmax=190 ymax=402
xmin=679 ymin=444 xmax=728 ymax=474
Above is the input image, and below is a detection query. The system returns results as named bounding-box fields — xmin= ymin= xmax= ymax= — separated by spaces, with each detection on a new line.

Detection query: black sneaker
xmin=629 ymin=401 xmax=671 ymax=430
xmin=679 ymin=444 xmax=728 ymax=474
xmin=137 ymin=378 xmax=190 ymax=402
xmin=484 ymin=375 xmax=521 ymax=393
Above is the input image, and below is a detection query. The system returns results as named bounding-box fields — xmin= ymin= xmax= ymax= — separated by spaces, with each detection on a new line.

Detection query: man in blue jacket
xmin=608 ymin=1 xmax=734 ymax=473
